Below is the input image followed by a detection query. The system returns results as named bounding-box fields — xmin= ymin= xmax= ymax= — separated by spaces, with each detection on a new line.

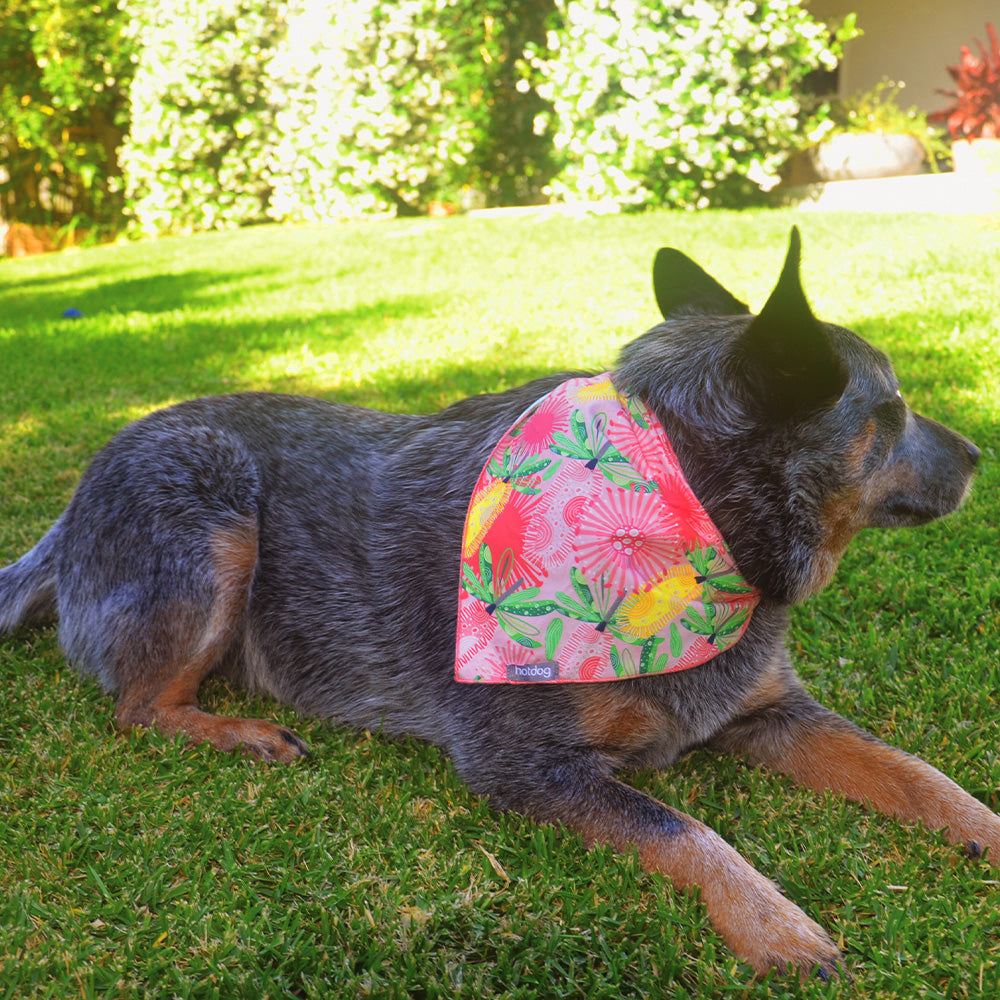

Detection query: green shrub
xmin=6 ymin=1 xmax=854 ymax=235
xmin=124 ymin=0 xmax=558 ymax=232
xmin=0 ymin=0 xmax=133 ymax=232
xmin=120 ymin=0 xmax=289 ymax=235
xmin=530 ymin=0 xmax=856 ymax=209
xmin=265 ymin=0 xmax=474 ymax=222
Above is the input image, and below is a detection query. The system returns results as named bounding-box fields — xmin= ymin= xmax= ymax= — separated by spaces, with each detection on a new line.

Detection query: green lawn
xmin=1 ymin=209 xmax=999 ymax=999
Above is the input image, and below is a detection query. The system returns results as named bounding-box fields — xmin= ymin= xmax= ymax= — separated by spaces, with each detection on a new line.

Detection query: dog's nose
xmin=966 ymin=439 xmax=981 ymax=468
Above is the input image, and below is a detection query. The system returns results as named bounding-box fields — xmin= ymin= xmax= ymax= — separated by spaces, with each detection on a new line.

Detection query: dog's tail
xmin=0 ymin=518 xmax=62 ymax=632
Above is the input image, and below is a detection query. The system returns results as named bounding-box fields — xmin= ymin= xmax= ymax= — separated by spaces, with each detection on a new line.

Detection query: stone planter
xmin=809 ymin=133 xmax=926 ymax=182
xmin=950 ymin=138 xmax=1000 ymax=178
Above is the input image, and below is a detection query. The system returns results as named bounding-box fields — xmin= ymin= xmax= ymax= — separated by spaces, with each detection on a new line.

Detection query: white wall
xmin=807 ymin=1 xmax=998 ymax=112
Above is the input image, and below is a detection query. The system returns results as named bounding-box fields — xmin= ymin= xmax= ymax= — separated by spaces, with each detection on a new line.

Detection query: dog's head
xmin=616 ymin=229 xmax=980 ymax=605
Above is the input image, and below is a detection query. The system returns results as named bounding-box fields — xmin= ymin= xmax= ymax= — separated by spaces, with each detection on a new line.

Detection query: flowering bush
xmin=530 ymin=0 xmax=854 ymax=208
xmin=0 ymin=0 xmax=134 ymax=232
xmin=120 ymin=0 xmax=290 ymax=235
xmin=123 ymin=0 xmax=554 ymax=232
xmin=267 ymin=0 xmax=479 ymax=222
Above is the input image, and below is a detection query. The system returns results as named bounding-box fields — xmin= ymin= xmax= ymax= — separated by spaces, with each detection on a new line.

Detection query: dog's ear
xmin=653 ymin=247 xmax=750 ymax=319
xmin=736 ymin=227 xmax=847 ymax=416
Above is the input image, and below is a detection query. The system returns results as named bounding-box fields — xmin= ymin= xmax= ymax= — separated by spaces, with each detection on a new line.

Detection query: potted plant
xmin=799 ymin=81 xmax=947 ymax=182
xmin=930 ymin=23 xmax=1000 ymax=176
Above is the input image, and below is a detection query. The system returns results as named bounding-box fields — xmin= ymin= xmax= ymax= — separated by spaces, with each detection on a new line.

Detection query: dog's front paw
xmin=745 ymin=892 xmax=844 ymax=981
xmin=933 ymin=793 xmax=1000 ymax=866
xmin=702 ymin=867 xmax=844 ymax=980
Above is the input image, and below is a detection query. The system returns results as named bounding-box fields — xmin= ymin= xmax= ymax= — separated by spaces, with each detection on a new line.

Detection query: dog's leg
xmin=710 ymin=687 xmax=1000 ymax=861
xmin=490 ymin=763 xmax=842 ymax=979
xmin=109 ymin=519 xmax=309 ymax=763
xmin=54 ymin=424 xmax=311 ymax=764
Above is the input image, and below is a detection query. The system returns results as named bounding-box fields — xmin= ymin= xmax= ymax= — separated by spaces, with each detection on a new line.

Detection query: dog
xmin=2 ymin=228 xmax=996 ymax=979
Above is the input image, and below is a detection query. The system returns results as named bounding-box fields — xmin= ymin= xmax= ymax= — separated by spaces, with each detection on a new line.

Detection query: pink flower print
xmin=605 ymin=406 xmax=667 ymax=484
xmin=524 ymin=495 xmax=575 ymax=568
xmin=456 ymin=600 xmax=499 ymax=676
xmin=656 ymin=469 xmax=717 ymax=546
xmin=483 ymin=488 xmax=546 ymax=589
xmin=560 ymin=493 xmax=589 ymax=527
xmin=559 ymin=622 xmax=615 ymax=680
xmin=526 ymin=474 xmax=588 ymax=565
xmin=573 ymin=487 xmax=686 ymax=595
xmin=670 ymin=635 xmax=718 ymax=673
xmin=483 ymin=640 xmax=546 ymax=682
xmin=509 ymin=389 xmax=576 ymax=456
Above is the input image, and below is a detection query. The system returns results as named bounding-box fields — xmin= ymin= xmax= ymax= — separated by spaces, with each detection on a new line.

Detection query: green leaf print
xmin=687 ymin=545 xmax=754 ymax=596
xmin=669 ymin=621 xmax=683 ymax=658
xmin=610 ymin=644 xmax=642 ymax=678
xmin=486 ymin=447 xmax=553 ymax=495
xmin=549 ymin=411 xmax=659 ymax=492
xmin=553 ymin=568 xmax=628 ymax=635
xmin=545 ymin=619 xmax=563 ymax=660
xmin=639 ymin=636 xmax=666 ymax=674
xmin=479 ymin=545 xmax=494 ymax=588
xmin=501 ymin=596 xmax=560 ymax=617
xmin=462 ymin=550 xmax=561 ymax=644
xmin=681 ymin=603 xmax=751 ymax=650
xmin=622 ymin=392 xmax=653 ymax=430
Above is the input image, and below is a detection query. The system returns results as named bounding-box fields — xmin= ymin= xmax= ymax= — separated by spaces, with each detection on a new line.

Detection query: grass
xmin=1 ymin=208 xmax=999 ymax=998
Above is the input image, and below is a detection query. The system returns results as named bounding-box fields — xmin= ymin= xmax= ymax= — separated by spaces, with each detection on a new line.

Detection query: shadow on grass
xmin=1 ymin=266 xmax=295 ymax=325
xmin=1 ymin=292 xmax=444 ymax=425
xmin=1 ymin=317 xmax=565 ymax=479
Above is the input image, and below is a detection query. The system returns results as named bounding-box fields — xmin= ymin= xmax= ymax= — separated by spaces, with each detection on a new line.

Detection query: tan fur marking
xmin=847 ymin=418 xmax=877 ymax=475
xmin=202 ymin=520 xmax=260 ymax=653
xmin=569 ymin=808 xmax=841 ymax=978
xmin=806 ymin=485 xmax=864 ymax=596
xmin=114 ymin=520 xmax=308 ymax=762
xmin=806 ymin=418 xmax=916 ymax=597
xmin=573 ymin=687 xmax=667 ymax=755
xmin=735 ymin=651 xmax=796 ymax=716
xmin=765 ymin=724 xmax=1000 ymax=858
xmin=640 ymin=821 xmax=840 ymax=978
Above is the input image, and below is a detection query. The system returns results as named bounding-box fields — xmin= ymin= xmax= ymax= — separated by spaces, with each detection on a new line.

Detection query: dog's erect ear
xmin=736 ymin=227 xmax=847 ymax=416
xmin=653 ymin=247 xmax=750 ymax=319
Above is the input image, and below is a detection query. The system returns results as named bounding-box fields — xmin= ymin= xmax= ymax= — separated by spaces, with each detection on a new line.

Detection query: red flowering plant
xmin=930 ymin=23 xmax=1000 ymax=138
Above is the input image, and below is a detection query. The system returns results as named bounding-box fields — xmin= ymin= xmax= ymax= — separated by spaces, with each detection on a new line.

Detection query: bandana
xmin=455 ymin=374 xmax=759 ymax=683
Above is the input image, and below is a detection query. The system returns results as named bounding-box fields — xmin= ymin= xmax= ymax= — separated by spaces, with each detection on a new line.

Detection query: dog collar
xmin=455 ymin=374 xmax=759 ymax=683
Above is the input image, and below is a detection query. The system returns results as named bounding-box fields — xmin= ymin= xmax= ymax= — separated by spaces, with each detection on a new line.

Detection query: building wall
xmin=808 ymin=1 xmax=997 ymax=112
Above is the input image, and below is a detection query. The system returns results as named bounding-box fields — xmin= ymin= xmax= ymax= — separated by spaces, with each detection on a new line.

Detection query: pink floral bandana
xmin=455 ymin=374 xmax=759 ymax=683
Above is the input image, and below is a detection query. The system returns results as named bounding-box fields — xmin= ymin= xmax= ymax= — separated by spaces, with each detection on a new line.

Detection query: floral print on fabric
xmin=455 ymin=374 xmax=759 ymax=683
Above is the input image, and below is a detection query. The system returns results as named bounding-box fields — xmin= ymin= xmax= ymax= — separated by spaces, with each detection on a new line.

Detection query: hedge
xmin=0 ymin=0 xmax=851 ymax=237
